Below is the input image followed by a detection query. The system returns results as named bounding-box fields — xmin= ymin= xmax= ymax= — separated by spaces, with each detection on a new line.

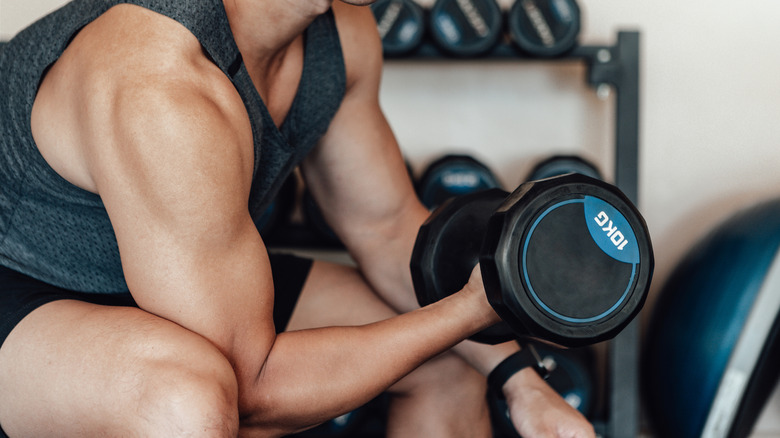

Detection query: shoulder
xmin=45 ymin=3 xmax=253 ymax=205
xmin=331 ymin=2 xmax=384 ymax=91
xmin=72 ymin=4 xmax=241 ymax=111
xmin=49 ymin=3 xmax=242 ymax=119
xmin=77 ymin=5 xmax=250 ymax=157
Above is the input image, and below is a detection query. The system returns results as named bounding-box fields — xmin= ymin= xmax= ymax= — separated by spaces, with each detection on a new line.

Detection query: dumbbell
xmin=371 ymin=0 xmax=426 ymax=57
xmin=417 ymin=154 xmax=502 ymax=210
xmin=428 ymin=0 xmax=503 ymax=57
xmin=507 ymin=0 xmax=581 ymax=58
xmin=528 ymin=155 xmax=602 ymax=181
xmin=410 ymin=173 xmax=653 ymax=347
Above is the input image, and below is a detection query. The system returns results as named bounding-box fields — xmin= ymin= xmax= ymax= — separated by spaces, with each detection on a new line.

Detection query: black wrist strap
xmin=487 ymin=344 xmax=550 ymax=399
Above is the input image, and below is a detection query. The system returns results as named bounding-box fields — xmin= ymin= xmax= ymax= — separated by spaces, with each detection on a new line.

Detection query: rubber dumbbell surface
xmin=528 ymin=155 xmax=601 ymax=181
xmin=429 ymin=0 xmax=503 ymax=57
xmin=417 ymin=154 xmax=502 ymax=210
xmin=411 ymin=173 xmax=653 ymax=348
xmin=371 ymin=0 xmax=426 ymax=57
xmin=508 ymin=0 xmax=581 ymax=58
xmin=481 ymin=173 xmax=653 ymax=347
xmin=411 ymin=188 xmax=515 ymax=344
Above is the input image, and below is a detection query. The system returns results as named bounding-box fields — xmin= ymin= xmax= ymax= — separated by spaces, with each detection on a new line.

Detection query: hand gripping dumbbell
xmin=410 ymin=173 xmax=653 ymax=347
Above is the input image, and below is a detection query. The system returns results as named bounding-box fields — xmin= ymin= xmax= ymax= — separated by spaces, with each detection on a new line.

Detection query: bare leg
xmin=0 ymin=300 xmax=239 ymax=438
xmin=286 ymin=260 xmax=491 ymax=438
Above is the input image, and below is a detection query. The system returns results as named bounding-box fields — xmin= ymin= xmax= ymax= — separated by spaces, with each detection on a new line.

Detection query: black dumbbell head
xmin=371 ymin=0 xmax=426 ymax=57
xmin=528 ymin=155 xmax=602 ymax=181
xmin=411 ymin=188 xmax=516 ymax=344
xmin=508 ymin=0 xmax=581 ymax=58
xmin=417 ymin=154 xmax=502 ymax=210
xmin=429 ymin=0 xmax=503 ymax=57
xmin=480 ymin=173 xmax=653 ymax=348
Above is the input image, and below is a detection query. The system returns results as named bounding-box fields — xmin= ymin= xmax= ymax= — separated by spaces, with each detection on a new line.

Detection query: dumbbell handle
xmin=412 ymin=188 xmax=515 ymax=344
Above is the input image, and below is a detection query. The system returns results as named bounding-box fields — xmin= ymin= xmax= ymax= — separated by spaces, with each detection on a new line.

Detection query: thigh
xmin=0 ymin=298 xmax=235 ymax=437
xmin=285 ymin=260 xmax=398 ymax=331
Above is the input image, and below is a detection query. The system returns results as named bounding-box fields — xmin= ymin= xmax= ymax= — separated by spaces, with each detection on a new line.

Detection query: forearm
xmin=345 ymin=199 xmax=428 ymax=314
xmin=348 ymin=204 xmax=523 ymax=378
xmin=241 ymin=283 xmax=499 ymax=435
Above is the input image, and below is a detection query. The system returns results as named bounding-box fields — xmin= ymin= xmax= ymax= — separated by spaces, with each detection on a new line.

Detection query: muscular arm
xmin=302 ymin=2 xmax=522 ymax=375
xmin=32 ymin=5 xmax=500 ymax=435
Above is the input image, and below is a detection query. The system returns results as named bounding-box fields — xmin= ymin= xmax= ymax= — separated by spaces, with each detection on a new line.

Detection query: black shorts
xmin=0 ymin=253 xmax=313 ymax=351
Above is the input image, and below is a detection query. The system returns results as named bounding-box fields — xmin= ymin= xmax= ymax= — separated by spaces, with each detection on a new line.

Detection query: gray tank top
xmin=0 ymin=0 xmax=346 ymax=293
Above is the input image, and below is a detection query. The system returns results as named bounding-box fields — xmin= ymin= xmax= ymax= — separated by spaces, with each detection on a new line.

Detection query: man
xmin=0 ymin=0 xmax=595 ymax=436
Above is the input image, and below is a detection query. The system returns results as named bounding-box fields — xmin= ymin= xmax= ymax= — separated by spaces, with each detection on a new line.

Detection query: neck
xmin=223 ymin=0 xmax=331 ymax=64
xmin=222 ymin=0 xmax=331 ymax=99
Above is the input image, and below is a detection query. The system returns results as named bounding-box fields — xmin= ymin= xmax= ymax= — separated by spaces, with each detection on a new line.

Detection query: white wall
xmin=0 ymin=0 xmax=70 ymax=38
xmin=3 ymin=0 xmax=780 ymax=435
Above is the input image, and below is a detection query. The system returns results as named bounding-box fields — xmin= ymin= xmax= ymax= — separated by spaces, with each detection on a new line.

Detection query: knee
xmin=386 ymin=353 xmax=492 ymax=437
xmin=142 ymin=364 xmax=239 ymax=437
xmin=134 ymin=337 xmax=240 ymax=437
xmin=394 ymin=352 xmax=487 ymax=399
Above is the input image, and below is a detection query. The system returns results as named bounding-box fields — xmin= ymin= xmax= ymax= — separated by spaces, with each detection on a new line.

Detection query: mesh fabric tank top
xmin=0 ymin=0 xmax=346 ymax=293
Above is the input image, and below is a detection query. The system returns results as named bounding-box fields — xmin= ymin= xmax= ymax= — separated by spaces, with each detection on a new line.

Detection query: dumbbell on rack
xmin=372 ymin=0 xmax=506 ymax=58
xmin=507 ymin=0 xmax=582 ymax=58
xmin=417 ymin=154 xmax=503 ymax=210
xmin=371 ymin=0 xmax=427 ymax=57
xmin=528 ymin=154 xmax=602 ymax=181
xmin=370 ymin=0 xmax=583 ymax=59
xmin=411 ymin=173 xmax=653 ymax=347
xmin=428 ymin=0 xmax=504 ymax=57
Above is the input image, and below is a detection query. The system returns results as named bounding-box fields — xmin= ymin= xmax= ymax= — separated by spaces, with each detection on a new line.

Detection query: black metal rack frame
xmin=386 ymin=32 xmax=641 ymax=437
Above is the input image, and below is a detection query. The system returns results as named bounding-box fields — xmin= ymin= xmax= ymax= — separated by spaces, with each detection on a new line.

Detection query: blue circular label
xmin=522 ymin=197 xmax=640 ymax=323
xmin=583 ymin=196 xmax=639 ymax=264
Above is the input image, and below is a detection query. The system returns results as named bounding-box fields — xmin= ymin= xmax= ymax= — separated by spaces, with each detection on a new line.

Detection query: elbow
xmin=233 ymin=339 xmax=335 ymax=438
xmin=235 ymin=376 xmax=322 ymax=438
xmin=231 ymin=338 xmax=314 ymax=437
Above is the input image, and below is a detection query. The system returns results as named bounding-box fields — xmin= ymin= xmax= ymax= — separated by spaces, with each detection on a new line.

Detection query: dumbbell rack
xmin=385 ymin=32 xmax=641 ymax=438
xmin=591 ymin=32 xmax=642 ymax=438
